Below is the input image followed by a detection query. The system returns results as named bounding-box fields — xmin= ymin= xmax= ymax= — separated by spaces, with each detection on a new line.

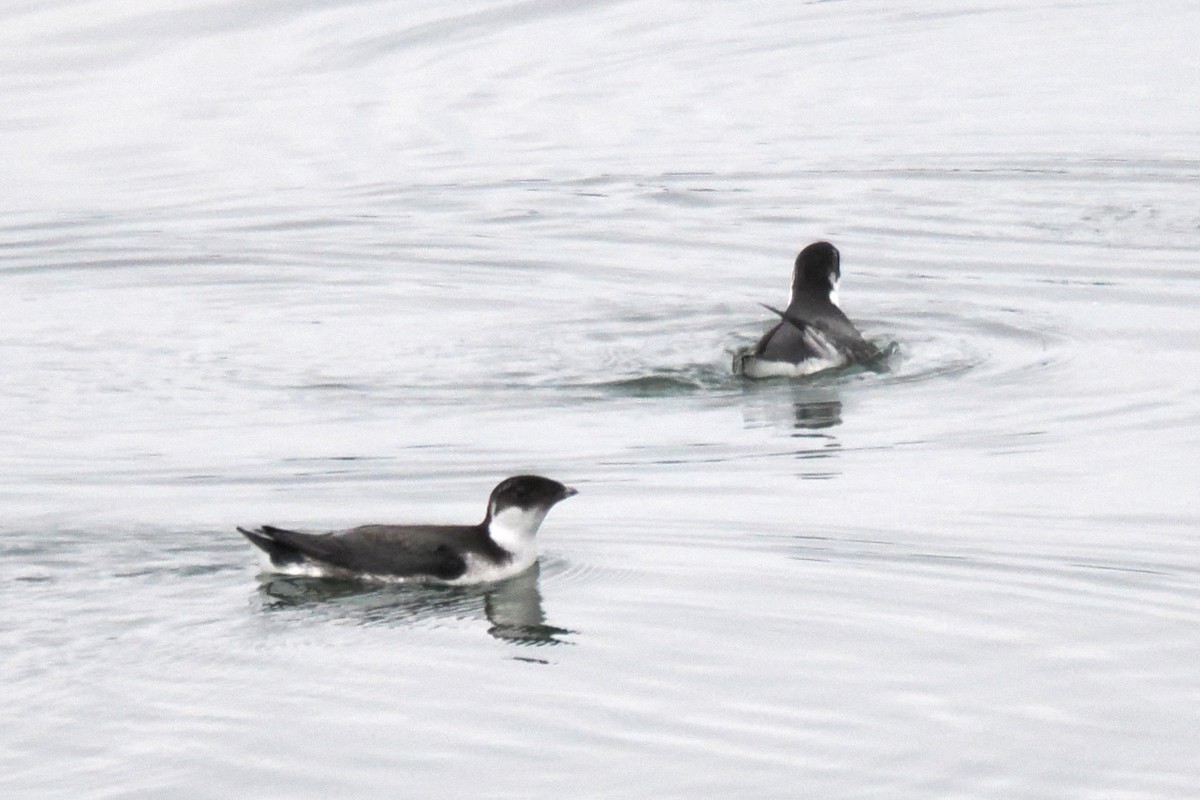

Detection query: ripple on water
xmin=578 ymin=363 xmax=732 ymax=397
xmin=776 ymin=524 xmax=1200 ymax=626
xmin=537 ymin=550 xmax=637 ymax=589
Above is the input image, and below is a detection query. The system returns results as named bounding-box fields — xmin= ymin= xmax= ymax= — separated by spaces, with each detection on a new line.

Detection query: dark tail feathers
xmin=238 ymin=525 xmax=308 ymax=566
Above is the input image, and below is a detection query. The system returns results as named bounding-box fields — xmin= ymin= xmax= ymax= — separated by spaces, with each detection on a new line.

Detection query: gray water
xmin=3 ymin=1 xmax=1200 ymax=797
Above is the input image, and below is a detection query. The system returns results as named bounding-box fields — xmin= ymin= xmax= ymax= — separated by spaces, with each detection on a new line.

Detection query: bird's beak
xmin=561 ymin=486 xmax=579 ymax=499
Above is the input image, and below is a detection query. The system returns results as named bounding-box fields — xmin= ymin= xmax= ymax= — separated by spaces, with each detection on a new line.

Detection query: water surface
xmin=3 ymin=1 xmax=1199 ymax=797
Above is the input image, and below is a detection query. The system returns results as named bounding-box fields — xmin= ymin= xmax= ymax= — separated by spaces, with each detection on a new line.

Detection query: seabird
xmin=238 ymin=475 xmax=577 ymax=584
xmin=737 ymin=241 xmax=885 ymax=378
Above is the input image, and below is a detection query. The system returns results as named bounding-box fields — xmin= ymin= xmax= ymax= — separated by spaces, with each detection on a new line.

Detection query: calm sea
xmin=2 ymin=1 xmax=1199 ymax=797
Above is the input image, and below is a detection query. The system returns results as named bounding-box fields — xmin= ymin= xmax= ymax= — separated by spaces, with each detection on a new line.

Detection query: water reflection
xmin=256 ymin=562 xmax=572 ymax=645
xmin=484 ymin=565 xmax=575 ymax=645
xmin=740 ymin=383 xmax=845 ymax=432
xmin=738 ymin=383 xmax=844 ymax=478
xmin=791 ymin=397 xmax=842 ymax=429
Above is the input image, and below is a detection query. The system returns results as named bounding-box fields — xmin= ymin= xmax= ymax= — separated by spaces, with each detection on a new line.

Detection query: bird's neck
xmin=487 ymin=505 xmax=548 ymax=557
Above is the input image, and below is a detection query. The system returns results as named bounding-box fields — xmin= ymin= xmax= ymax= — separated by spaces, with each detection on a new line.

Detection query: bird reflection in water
xmin=791 ymin=397 xmax=842 ymax=430
xmin=741 ymin=381 xmax=845 ymax=432
xmin=256 ymin=561 xmax=573 ymax=646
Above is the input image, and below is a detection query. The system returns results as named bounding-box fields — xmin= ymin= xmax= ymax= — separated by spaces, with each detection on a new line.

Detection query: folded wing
xmin=238 ymin=524 xmax=469 ymax=579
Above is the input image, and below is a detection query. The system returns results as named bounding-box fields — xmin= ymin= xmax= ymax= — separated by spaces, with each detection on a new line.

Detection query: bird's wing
xmin=243 ymin=524 xmax=470 ymax=579
xmin=759 ymin=304 xmax=887 ymax=367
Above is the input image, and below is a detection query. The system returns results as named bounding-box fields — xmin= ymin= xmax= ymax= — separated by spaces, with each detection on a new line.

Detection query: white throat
xmin=487 ymin=504 xmax=549 ymax=558
xmin=828 ymin=277 xmax=840 ymax=308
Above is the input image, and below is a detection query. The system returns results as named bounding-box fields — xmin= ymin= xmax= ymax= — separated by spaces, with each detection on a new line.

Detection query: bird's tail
xmin=237 ymin=526 xmax=308 ymax=566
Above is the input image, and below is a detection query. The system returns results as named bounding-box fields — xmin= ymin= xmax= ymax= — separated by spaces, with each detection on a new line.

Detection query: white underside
xmin=448 ymin=550 xmax=537 ymax=585
xmin=740 ymin=352 xmax=847 ymax=379
xmin=259 ymin=557 xmax=362 ymax=580
xmin=447 ymin=504 xmax=546 ymax=584
xmin=739 ymin=322 xmax=847 ymax=379
xmin=257 ymin=551 xmax=539 ymax=585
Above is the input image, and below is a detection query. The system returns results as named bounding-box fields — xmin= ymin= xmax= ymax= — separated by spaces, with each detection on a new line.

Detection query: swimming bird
xmin=736 ymin=241 xmax=884 ymax=378
xmin=238 ymin=475 xmax=577 ymax=584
